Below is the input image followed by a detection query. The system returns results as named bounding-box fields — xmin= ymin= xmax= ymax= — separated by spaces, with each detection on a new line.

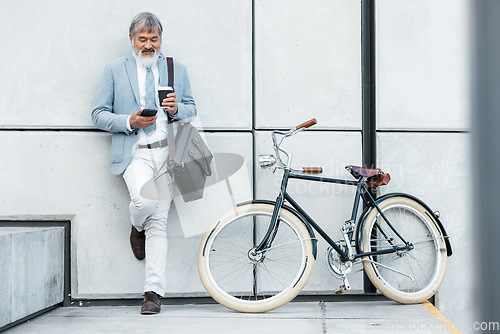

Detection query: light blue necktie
xmin=144 ymin=67 xmax=156 ymax=135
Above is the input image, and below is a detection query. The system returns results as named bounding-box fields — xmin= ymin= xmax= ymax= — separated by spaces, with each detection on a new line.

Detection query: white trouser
xmin=122 ymin=145 xmax=173 ymax=296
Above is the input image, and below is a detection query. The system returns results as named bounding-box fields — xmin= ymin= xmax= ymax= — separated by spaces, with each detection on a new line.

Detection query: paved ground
xmin=4 ymin=300 xmax=456 ymax=334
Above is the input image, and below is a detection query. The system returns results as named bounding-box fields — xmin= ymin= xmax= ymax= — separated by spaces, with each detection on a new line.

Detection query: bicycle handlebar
xmin=296 ymin=118 xmax=317 ymax=130
xmin=267 ymin=118 xmax=319 ymax=170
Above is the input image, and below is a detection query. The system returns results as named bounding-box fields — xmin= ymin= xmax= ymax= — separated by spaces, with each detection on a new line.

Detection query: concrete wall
xmin=0 ymin=0 xmax=254 ymax=299
xmin=0 ymin=0 xmax=472 ymax=330
xmin=254 ymin=0 xmax=363 ymax=292
xmin=254 ymin=0 xmax=361 ymax=130
xmin=376 ymin=0 xmax=472 ymax=327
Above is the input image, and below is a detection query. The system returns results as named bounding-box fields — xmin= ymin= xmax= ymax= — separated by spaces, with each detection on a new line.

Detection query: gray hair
xmin=129 ymin=12 xmax=163 ymax=39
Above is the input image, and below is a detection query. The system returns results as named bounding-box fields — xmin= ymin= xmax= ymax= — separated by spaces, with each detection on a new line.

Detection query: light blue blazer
xmin=92 ymin=54 xmax=197 ymax=175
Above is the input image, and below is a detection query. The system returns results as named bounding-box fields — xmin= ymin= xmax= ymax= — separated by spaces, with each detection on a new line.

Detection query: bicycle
xmin=198 ymin=119 xmax=452 ymax=313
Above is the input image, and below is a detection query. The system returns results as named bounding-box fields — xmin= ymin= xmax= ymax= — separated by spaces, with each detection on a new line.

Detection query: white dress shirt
xmin=128 ymin=53 xmax=168 ymax=146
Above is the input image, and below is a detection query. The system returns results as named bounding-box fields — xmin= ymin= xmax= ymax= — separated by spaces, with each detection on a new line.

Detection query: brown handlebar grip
xmin=296 ymin=118 xmax=317 ymax=130
xmin=303 ymin=167 xmax=323 ymax=174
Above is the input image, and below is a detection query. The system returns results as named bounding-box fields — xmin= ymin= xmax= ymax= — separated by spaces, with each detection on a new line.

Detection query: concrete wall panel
xmin=255 ymin=0 xmax=361 ymax=130
xmin=255 ymin=130 xmax=364 ymax=292
xmin=377 ymin=132 xmax=472 ymax=326
xmin=375 ymin=0 xmax=472 ymax=326
xmin=0 ymin=0 xmax=252 ymax=130
xmin=376 ymin=0 xmax=470 ymax=130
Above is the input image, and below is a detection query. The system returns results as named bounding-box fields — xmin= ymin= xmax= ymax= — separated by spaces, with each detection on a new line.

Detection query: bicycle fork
xmin=254 ymin=169 xmax=291 ymax=254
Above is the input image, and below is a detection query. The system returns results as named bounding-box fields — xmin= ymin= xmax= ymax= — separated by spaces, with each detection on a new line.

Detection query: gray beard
xmin=135 ymin=49 xmax=159 ymax=68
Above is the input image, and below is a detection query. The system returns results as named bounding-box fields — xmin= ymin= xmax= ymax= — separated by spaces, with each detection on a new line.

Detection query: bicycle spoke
xmin=363 ymin=258 xmax=415 ymax=281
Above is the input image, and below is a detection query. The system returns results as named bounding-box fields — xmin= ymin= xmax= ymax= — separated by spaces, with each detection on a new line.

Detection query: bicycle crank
xmin=326 ymin=246 xmax=352 ymax=293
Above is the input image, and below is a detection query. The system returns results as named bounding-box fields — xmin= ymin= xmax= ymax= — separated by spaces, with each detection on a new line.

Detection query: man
xmin=92 ymin=12 xmax=196 ymax=314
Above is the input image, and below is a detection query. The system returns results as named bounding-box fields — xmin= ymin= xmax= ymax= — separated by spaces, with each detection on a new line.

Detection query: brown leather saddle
xmin=345 ymin=165 xmax=391 ymax=189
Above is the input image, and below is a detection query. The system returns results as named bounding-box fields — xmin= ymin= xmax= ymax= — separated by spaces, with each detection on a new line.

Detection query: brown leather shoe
xmin=141 ymin=291 xmax=161 ymax=314
xmin=130 ymin=226 xmax=145 ymax=260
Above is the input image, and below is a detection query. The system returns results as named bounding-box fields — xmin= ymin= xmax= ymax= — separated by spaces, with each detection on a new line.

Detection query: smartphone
xmin=141 ymin=109 xmax=157 ymax=117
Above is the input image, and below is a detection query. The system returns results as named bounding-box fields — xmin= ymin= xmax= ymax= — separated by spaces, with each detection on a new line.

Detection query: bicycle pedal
xmin=335 ymin=285 xmax=346 ymax=295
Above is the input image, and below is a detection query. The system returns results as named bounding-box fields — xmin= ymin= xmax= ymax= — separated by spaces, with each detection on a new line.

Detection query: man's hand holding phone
xmin=129 ymin=109 xmax=157 ymax=129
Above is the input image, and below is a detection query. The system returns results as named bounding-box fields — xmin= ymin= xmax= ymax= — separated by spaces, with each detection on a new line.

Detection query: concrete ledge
xmin=0 ymin=227 xmax=65 ymax=329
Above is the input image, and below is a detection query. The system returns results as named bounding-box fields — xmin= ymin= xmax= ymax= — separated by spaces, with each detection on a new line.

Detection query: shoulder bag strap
xmin=166 ymin=57 xmax=176 ymax=161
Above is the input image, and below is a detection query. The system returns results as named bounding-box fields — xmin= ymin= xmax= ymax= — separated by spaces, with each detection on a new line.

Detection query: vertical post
xmin=361 ymin=0 xmax=377 ymax=294
xmin=362 ymin=0 xmax=376 ymax=170
xmin=473 ymin=0 xmax=500 ymax=324
xmin=252 ymin=0 xmax=256 ymax=201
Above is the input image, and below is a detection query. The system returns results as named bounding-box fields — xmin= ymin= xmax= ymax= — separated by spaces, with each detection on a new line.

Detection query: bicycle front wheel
xmin=361 ymin=196 xmax=447 ymax=304
xmin=198 ymin=203 xmax=315 ymax=313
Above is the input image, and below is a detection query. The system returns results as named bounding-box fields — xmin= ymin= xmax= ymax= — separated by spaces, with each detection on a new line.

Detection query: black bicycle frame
xmin=255 ymin=168 xmax=411 ymax=262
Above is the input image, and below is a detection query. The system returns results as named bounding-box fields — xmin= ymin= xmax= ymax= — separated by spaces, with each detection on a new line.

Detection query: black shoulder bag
xmin=165 ymin=57 xmax=213 ymax=202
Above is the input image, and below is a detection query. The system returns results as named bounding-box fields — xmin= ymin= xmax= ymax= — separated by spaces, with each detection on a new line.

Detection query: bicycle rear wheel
xmin=198 ymin=203 xmax=315 ymax=313
xmin=361 ymin=196 xmax=447 ymax=304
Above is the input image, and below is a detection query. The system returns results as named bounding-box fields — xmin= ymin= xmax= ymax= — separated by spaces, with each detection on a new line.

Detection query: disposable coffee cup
xmin=158 ymin=86 xmax=174 ymax=108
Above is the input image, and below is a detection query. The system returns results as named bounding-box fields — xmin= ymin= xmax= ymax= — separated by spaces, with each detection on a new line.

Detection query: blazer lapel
xmin=124 ymin=55 xmax=140 ymax=108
